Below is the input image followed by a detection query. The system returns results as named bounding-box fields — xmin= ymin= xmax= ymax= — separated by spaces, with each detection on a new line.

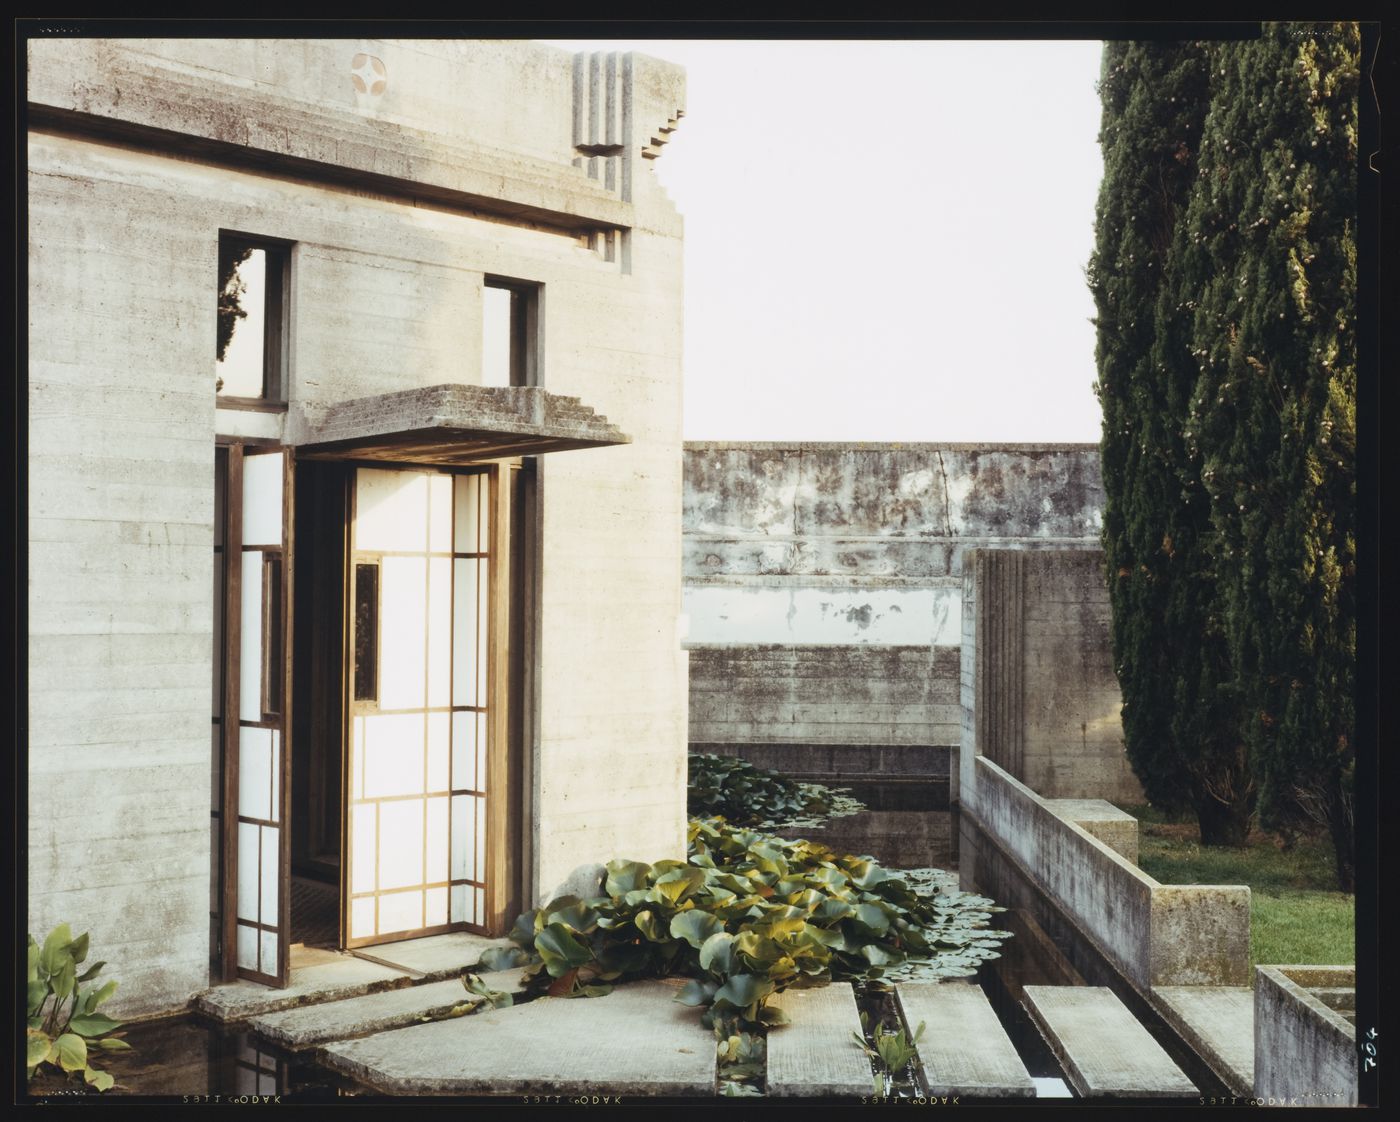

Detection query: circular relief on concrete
xmin=351 ymin=52 xmax=387 ymax=96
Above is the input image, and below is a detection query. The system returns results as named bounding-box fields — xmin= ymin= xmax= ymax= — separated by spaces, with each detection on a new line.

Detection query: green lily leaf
xmin=604 ymin=860 xmax=652 ymax=896
xmin=714 ymin=974 xmax=774 ymax=1008
xmin=53 ymin=1032 xmax=87 ymax=1074
xmin=478 ymin=944 xmax=531 ymax=972
xmin=69 ymin=1013 xmax=123 ymax=1038
xmin=27 ymin=1031 xmax=52 ymax=1070
xmin=634 ymin=909 xmax=666 ymax=942
xmin=676 ymin=977 xmax=719 ymax=1006
xmin=669 ymin=909 xmax=724 ymax=949
xmin=534 ymin=923 xmax=592 ymax=977
xmin=84 ymin=1066 xmax=115 ymax=1092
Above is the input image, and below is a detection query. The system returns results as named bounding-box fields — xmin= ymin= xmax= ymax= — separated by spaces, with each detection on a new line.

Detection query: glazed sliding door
xmin=226 ymin=446 xmax=293 ymax=986
xmin=345 ymin=468 xmax=492 ymax=947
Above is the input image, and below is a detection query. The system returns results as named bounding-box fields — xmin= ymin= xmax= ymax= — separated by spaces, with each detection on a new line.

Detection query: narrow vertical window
xmin=482 ymin=278 xmax=539 ymax=388
xmin=262 ymin=556 xmax=284 ymax=718
xmin=217 ymin=235 xmax=289 ymax=404
xmin=354 ymin=562 xmax=380 ymax=703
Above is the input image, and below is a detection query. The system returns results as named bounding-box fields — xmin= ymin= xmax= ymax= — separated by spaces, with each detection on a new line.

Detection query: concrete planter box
xmin=1254 ymin=966 xmax=1356 ymax=1106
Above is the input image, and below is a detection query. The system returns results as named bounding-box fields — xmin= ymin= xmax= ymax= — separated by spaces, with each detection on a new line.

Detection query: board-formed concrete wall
xmin=684 ymin=444 xmax=1106 ymax=780
xmin=28 ymin=37 xmax=688 ymax=1015
xmin=1254 ymin=966 xmax=1357 ymax=1106
xmin=961 ymin=549 xmax=1142 ymax=803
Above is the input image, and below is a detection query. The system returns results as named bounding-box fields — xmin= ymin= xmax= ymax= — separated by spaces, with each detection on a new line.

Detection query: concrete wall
xmin=683 ymin=444 xmax=1104 ymax=779
xmin=963 ymin=758 xmax=1250 ymax=990
xmin=961 ymin=549 xmax=1141 ymax=802
xmin=1254 ymin=966 xmax=1357 ymax=1106
xmin=28 ymin=37 xmax=688 ymax=1015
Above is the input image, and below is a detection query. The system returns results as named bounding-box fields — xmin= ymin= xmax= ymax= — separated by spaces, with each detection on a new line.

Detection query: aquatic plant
xmin=26 ymin=924 xmax=129 ymax=1092
xmin=478 ymin=818 xmax=1012 ymax=1032
xmin=687 ymin=752 xmax=864 ymax=828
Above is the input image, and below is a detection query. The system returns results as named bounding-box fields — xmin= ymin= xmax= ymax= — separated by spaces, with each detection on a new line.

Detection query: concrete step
xmin=765 ymin=984 xmax=874 ymax=1097
xmin=248 ymin=969 xmax=527 ymax=1050
xmin=195 ymin=956 xmax=413 ymax=1022
xmin=896 ymin=982 xmax=1035 ymax=1098
xmin=1023 ymin=986 xmax=1196 ymax=1099
xmin=319 ymin=978 xmax=717 ymax=1096
xmin=1151 ymin=985 xmax=1254 ymax=1096
xmin=348 ymin=932 xmax=515 ymax=981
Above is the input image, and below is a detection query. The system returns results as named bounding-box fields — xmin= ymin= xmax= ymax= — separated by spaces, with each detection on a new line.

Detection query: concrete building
xmin=683 ymin=442 xmax=1142 ymax=805
xmin=27 ymin=37 xmax=689 ymax=1015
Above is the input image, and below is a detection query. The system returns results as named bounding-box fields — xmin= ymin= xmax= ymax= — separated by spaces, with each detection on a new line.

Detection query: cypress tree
xmin=1186 ymin=24 xmax=1358 ymax=887
xmin=1090 ymin=42 xmax=1254 ymax=843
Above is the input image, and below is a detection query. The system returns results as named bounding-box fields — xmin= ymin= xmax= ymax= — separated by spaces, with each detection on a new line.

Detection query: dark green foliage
xmin=1092 ymin=25 xmax=1357 ymax=881
xmin=687 ymin=752 xmax=852 ymax=827
xmin=488 ymin=818 xmax=1011 ymax=1032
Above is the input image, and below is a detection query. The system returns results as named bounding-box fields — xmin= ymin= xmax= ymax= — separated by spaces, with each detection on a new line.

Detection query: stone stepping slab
xmin=765 ymin=984 xmax=874 ymax=1097
xmin=1151 ymin=985 xmax=1253 ymax=1096
xmin=349 ymin=932 xmax=517 ymax=981
xmin=896 ymin=982 xmax=1035 ymax=1098
xmin=319 ymin=978 xmax=716 ymax=1096
xmin=195 ymin=957 xmax=412 ymax=1022
xmin=249 ymin=968 xmax=527 ymax=1050
xmin=1023 ymin=986 xmax=1196 ymax=1098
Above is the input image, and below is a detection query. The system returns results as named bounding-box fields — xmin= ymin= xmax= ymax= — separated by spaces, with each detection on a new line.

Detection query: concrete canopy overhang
xmin=289 ymin=383 xmax=630 ymax=465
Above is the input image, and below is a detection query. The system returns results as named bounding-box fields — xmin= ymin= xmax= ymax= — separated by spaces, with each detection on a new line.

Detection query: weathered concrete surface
xmin=896 ymin=982 xmax=1035 ymax=1098
xmin=961 ymin=549 xmax=1142 ymax=803
xmin=1045 ymin=800 xmax=1138 ymax=864
xmin=29 ymin=36 xmax=690 ymax=1013
xmin=765 ymin=983 xmax=873 ymax=1097
xmin=1254 ymin=966 xmax=1356 ymax=1106
xmin=351 ymin=932 xmax=515 ymax=981
xmin=961 ymin=757 xmax=1249 ymax=990
xmin=195 ymin=956 xmax=412 ymax=1022
xmin=1023 ymin=986 xmax=1196 ymax=1098
xmin=691 ymin=741 xmax=950 ymax=782
xmin=320 ymin=979 xmax=716 ymax=1096
xmin=690 ymin=645 xmax=959 ymax=757
xmin=250 ymin=968 xmax=526 ymax=1049
xmin=1151 ymin=986 xmax=1253 ymax=1096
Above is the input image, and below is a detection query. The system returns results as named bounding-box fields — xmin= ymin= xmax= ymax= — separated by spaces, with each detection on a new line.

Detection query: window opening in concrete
xmin=482 ymin=278 xmax=539 ymax=388
xmin=216 ymin=236 xmax=289 ymax=405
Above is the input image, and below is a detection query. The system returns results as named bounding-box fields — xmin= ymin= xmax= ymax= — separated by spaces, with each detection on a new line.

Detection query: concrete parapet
xmin=1253 ymin=966 xmax=1357 ymax=1106
xmin=965 ymin=757 xmax=1249 ymax=990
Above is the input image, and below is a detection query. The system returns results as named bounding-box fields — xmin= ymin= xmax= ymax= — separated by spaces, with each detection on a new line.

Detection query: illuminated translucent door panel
xmin=234 ymin=448 xmax=291 ymax=985
xmin=347 ymin=468 xmax=490 ymax=946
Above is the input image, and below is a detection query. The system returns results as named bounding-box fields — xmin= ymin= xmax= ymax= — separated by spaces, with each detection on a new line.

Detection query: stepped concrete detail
xmin=195 ymin=955 xmax=412 ymax=1022
xmin=1023 ymin=986 xmax=1196 ymax=1098
xmin=349 ymin=933 xmax=516 ymax=981
xmin=319 ymin=979 xmax=716 ymax=1096
xmin=765 ymin=984 xmax=873 ymax=1097
xmin=896 ymin=982 xmax=1035 ymax=1098
xmin=1151 ymin=985 xmax=1254 ymax=1096
xmin=1044 ymin=800 xmax=1138 ymax=864
xmin=249 ymin=968 xmax=527 ymax=1050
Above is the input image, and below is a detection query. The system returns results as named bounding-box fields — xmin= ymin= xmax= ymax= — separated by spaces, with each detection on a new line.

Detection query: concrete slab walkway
xmin=195 ymin=955 xmax=412 ymax=1021
xmin=1151 ymin=985 xmax=1253 ymax=1096
xmin=319 ymin=978 xmax=717 ymax=1096
xmin=897 ymin=982 xmax=1035 ymax=1098
xmin=1023 ymin=986 xmax=1196 ymax=1098
xmin=765 ymin=984 xmax=873 ymax=1097
xmin=349 ymin=932 xmax=515 ymax=981
xmin=249 ymin=968 xmax=528 ymax=1050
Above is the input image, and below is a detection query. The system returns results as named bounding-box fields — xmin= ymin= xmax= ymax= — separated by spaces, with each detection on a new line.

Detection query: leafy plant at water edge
xmin=687 ymin=753 xmax=863 ymax=828
xmin=27 ymin=924 xmax=129 ymax=1091
xmin=488 ymin=818 xmax=1012 ymax=1032
xmin=853 ymin=1011 xmax=926 ymax=1097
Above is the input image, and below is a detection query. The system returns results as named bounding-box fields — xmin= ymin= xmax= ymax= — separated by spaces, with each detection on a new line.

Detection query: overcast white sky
xmin=544 ymin=39 xmax=1106 ymax=443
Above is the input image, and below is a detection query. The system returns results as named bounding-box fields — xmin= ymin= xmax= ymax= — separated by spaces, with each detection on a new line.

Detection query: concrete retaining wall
xmin=963 ymin=757 xmax=1250 ymax=990
xmin=1254 ymin=966 xmax=1357 ymax=1105
xmin=683 ymin=444 xmax=1105 ymax=778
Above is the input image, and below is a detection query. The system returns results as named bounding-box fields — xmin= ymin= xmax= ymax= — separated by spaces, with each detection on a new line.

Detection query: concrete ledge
xmin=765 ymin=984 xmax=873 ymax=1097
xmin=319 ymin=979 xmax=716 ymax=1096
xmin=1254 ymin=966 xmax=1356 ymax=1106
xmin=194 ymin=957 xmax=413 ymax=1022
xmin=966 ymin=758 xmax=1249 ymax=989
xmin=1044 ymin=799 xmax=1138 ymax=864
xmin=348 ymin=932 xmax=516 ymax=981
xmin=1150 ymin=986 xmax=1253 ymax=1096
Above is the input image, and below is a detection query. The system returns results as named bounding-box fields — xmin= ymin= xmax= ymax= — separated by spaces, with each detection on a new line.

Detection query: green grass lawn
xmin=1120 ymin=803 xmax=1354 ymax=975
